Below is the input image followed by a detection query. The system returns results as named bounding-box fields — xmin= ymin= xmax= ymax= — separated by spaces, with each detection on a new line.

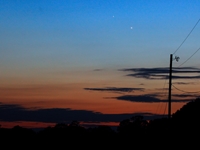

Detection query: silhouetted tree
xmin=117 ymin=115 xmax=148 ymax=134
xmin=54 ymin=123 xmax=68 ymax=129
xmin=69 ymin=120 xmax=80 ymax=127
xmin=117 ymin=115 xmax=148 ymax=146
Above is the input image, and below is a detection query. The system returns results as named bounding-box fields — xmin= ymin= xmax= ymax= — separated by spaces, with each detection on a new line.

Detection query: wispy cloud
xmin=115 ymin=95 xmax=192 ymax=103
xmin=84 ymin=87 xmax=144 ymax=93
xmin=173 ymin=82 xmax=195 ymax=85
xmin=120 ymin=67 xmax=200 ymax=80
xmin=93 ymin=69 xmax=103 ymax=71
xmin=173 ymin=94 xmax=199 ymax=98
xmin=155 ymin=88 xmax=168 ymax=91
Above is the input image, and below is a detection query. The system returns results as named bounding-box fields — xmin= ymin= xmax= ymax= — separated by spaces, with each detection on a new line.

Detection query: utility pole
xmin=168 ymin=54 xmax=173 ymax=119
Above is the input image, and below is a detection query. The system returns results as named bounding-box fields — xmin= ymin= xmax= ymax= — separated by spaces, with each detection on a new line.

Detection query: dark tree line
xmin=0 ymin=98 xmax=200 ymax=148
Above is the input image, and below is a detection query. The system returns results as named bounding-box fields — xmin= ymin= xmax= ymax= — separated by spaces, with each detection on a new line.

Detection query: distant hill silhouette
xmin=172 ymin=97 xmax=200 ymax=121
xmin=171 ymin=98 xmax=200 ymax=147
xmin=171 ymin=97 xmax=200 ymax=130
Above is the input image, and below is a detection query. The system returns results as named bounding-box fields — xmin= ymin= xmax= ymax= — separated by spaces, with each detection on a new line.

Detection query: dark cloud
xmin=173 ymin=82 xmax=195 ymax=85
xmin=0 ymin=103 xmax=165 ymax=124
xmin=155 ymin=88 xmax=168 ymax=91
xmin=84 ymin=87 xmax=144 ymax=93
xmin=173 ymin=94 xmax=199 ymax=98
xmin=115 ymin=95 xmax=191 ymax=103
xmin=170 ymin=75 xmax=200 ymax=79
xmin=93 ymin=69 xmax=103 ymax=71
xmin=120 ymin=67 xmax=200 ymax=80
xmin=143 ymin=93 xmax=160 ymax=97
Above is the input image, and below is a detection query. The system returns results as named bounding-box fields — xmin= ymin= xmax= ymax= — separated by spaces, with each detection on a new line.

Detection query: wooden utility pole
xmin=168 ymin=54 xmax=173 ymax=119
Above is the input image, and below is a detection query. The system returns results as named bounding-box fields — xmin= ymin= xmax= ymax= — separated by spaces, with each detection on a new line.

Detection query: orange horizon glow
xmin=0 ymin=81 xmax=190 ymax=114
xmin=0 ymin=70 xmax=198 ymax=129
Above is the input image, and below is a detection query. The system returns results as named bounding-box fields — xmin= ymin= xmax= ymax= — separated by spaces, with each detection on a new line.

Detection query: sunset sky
xmin=1 ymin=0 xmax=200 ymax=129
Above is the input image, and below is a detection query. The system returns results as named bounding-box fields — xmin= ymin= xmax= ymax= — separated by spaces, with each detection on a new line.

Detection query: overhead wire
xmin=155 ymin=19 xmax=200 ymax=117
xmin=175 ymin=18 xmax=200 ymax=67
xmin=173 ymin=18 xmax=200 ymax=55
xmin=172 ymin=84 xmax=200 ymax=93
xmin=162 ymin=81 xmax=169 ymax=115
xmin=178 ymin=47 xmax=200 ymax=67
xmin=163 ymin=101 xmax=168 ymax=116
xmin=155 ymin=78 xmax=168 ymax=115
xmin=156 ymin=79 xmax=168 ymax=116
xmin=161 ymin=81 xmax=169 ymax=116
xmin=172 ymin=18 xmax=200 ymax=95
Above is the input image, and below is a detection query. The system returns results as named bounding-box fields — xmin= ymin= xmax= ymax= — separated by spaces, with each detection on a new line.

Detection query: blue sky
xmin=0 ymin=0 xmax=200 ymax=128
xmin=1 ymin=0 xmax=200 ymax=69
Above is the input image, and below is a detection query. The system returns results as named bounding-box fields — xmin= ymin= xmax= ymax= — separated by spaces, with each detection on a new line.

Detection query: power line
xmin=178 ymin=47 xmax=200 ymax=67
xmin=155 ymin=18 xmax=200 ymax=116
xmin=155 ymin=78 xmax=168 ymax=115
xmin=172 ymin=84 xmax=200 ymax=93
xmin=163 ymin=101 xmax=168 ymax=116
xmin=166 ymin=19 xmax=200 ymax=118
xmin=173 ymin=18 xmax=200 ymax=55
